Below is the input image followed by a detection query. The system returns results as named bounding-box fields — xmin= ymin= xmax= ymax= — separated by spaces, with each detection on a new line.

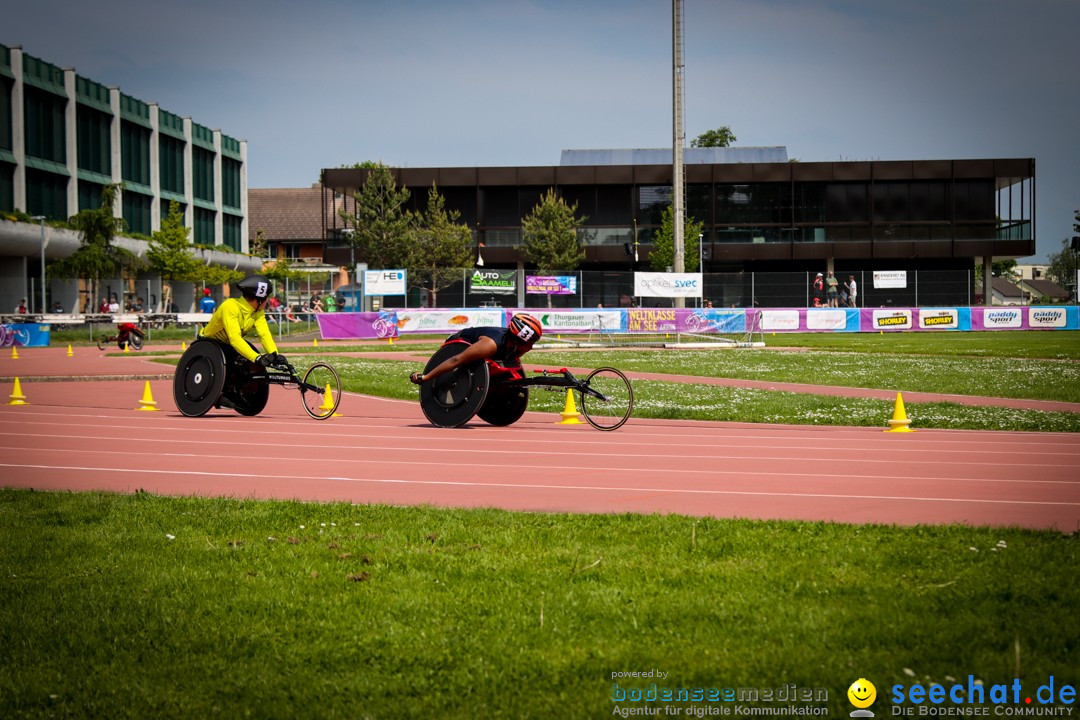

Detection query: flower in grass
xmin=165 ymin=534 xmax=175 ymax=540
xmin=299 ymin=525 xmax=305 ymax=529
xmin=903 ymin=668 xmax=916 ymax=677
xmin=969 ymin=547 xmax=978 ymax=552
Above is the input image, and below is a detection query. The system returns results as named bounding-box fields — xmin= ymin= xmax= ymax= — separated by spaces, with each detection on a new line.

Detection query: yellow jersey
xmin=199 ymin=297 xmax=279 ymax=362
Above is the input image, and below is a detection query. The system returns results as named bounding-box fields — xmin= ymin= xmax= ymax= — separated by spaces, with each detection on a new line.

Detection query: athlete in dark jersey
xmin=409 ymin=313 xmax=543 ymax=385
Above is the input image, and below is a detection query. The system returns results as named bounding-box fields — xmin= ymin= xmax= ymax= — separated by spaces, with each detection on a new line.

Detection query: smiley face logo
xmin=848 ymin=678 xmax=877 ymax=709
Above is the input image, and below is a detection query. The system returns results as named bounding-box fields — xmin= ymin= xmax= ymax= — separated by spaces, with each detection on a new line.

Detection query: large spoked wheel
xmin=96 ymin=336 xmax=108 ymax=351
xmin=419 ymin=342 xmax=490 ymax=428
xmin=477 ymin=386 xmax=529 ymax=426
xmin=302 ymin=362 xmax=342 ymax=420
xmin=173 ymin=341 xmax=227 ymax=417
xmin=129 ymin=332 xmax=144 ymax=350
xmin=580 ymin=367 xmax=633 ymax=431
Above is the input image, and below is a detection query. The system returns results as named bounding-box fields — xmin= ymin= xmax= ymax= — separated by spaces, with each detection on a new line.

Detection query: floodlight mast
xmin=672 ymin=0 xmax=686 ymax=308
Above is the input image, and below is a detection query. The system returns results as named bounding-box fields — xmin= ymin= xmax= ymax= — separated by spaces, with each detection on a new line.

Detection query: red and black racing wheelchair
xmin=417 ymin=339 xmax=633 ymax=431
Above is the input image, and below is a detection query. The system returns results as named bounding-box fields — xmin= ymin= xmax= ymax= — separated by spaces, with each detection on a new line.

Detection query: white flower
xmin=903 ymin=668 xmax=916 ymax=677
xmin=165 ymin=534 xmax=176 ymax=540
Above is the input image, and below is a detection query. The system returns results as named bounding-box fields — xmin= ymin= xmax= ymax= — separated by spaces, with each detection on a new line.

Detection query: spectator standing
xmin=846 ymin=275 xmax=858 ymax=308
xmin=15 ymin=298 xmax=27 ymax=314
xmin=199 ymin=288 xmax=217 ymax=314
xmin=825 ymin=272 xmax=840 ymax=307
xmin=324 ymin=292 xmax=337 ymax=313
xmin=108 ymin=296 xmax=121 ymax=314
xmin=811 ymin=273 xmax=825 ymax=307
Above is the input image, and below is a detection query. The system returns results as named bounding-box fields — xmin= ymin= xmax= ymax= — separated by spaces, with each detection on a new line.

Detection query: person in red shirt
xmin=15 ymin=299 xmax=27 ymax=314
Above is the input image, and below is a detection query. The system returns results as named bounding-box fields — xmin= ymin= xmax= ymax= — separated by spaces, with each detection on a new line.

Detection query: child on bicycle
xmin=409 ymin=313 xmax=542 ymax=385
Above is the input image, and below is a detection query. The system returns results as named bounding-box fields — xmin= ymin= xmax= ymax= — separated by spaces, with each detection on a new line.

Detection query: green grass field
xmin=2 ymin=490 xmax=1077 ymax=719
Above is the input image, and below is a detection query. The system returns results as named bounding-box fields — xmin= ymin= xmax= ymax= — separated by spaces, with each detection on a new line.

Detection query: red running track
xmin=2 ymin=375 xmax=1079 ymax=532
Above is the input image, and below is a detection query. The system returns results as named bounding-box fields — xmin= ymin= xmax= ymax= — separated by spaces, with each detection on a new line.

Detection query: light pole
xmin=698 ymin=232 xmax=704 ymax=307
xmin=31 ymin=216 xmax=46 ymax=314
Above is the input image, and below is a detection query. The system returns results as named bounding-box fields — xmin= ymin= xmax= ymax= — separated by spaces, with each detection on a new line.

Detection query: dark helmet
xmin=236 ymin=274 xmax=271 ymax=300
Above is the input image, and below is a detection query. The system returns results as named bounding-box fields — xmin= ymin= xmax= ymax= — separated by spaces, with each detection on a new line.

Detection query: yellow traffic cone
xmin=123 ymin=343 xmax=130 ymax=353
xmin=885 ymin=392 xmax=914 ymax=432
xmin=181 ymin=341 xmax=187 ymax=351
xmin=10 ymin=346 xmax=19 ymax=359
xmin=312 ymin=338 xmax=319 ymax=348
xmin=319 ymin=383 xmax=342 ymax=417
xmin=557 ymin=388 xmax=583 ymax=425
xmin=66 ymin=344 xmax=74 ymax=357
xmin=7 ymin=377 xmax=28 ymax=405
xmin=136 ymin=381 xmax=161 ymax=412
xmin=388 ymin=337 xmax=393 ymax=345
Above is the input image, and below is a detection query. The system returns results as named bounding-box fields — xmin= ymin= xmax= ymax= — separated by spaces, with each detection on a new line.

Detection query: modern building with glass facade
xmin=320 ymin=149 xmax=1034 ymax=306
xmin=0 ymin=43 xmax=247 ymax=248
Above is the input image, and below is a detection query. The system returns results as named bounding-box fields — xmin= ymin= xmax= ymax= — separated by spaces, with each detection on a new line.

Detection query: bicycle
xmin=173 ymin=340 xmax=342 ymax=420
xmin=97 ymin=322 xmax=145 ymax=351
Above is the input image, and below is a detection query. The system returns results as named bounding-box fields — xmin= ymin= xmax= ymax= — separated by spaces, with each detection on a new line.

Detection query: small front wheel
xmin=580 ymin=367 xmax=633 ymax=431
xmin=302 ymin=362 xmax=342 ymax=420
xmin=96 ymin=337 xmax=109 ymax=351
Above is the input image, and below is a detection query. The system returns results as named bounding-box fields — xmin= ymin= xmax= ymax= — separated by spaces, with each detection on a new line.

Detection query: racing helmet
xmin=236 ymin=274 xmax=271 ymax=301
xmin=508 ymin=313 xmax=542 ymax=344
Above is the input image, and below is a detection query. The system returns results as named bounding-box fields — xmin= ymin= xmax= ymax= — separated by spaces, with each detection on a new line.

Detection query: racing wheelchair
xmin=172 ymin=339 xmax=342 ymax=419
xmin=418 ymin=340 xmax=633 ymax=431
xmin=97 ymin=322 xmax=144 ymax=351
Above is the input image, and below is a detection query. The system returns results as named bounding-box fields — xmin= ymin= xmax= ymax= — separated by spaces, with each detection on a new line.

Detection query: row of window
xmin=391 ymin=181 xmax=997 ymax=230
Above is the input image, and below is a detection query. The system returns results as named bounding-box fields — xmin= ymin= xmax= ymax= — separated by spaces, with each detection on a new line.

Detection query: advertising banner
xmin=869 ymin=308 xmax=913 ymax=331
xmin=916 ymin=308 xmax=971 ymax=331
xmin=364 ymin=270 xmax=407 ymax=296
xmin=526 ymin=275 xmax=578 ymax=295
xmin=680 ymin=309 xmax=747 ymax=334
xmin=316 ymin=312 xmax=400 ymax=340
xmin=806 ymin=308 xmax=857 ymax=332
xmin=1 ymin=323 xmax=50 ymax=348
xmin=1027 ymin=306 xmax=1070 ymax=329
xmin=524 ymin=310 xmax=624 ymax=334
xmin=873 ymin=271 xmax=907 ymax=289
xmin=973 ymin=307 xmax=1023 ymax=330
xmin=627 ymin=308 xmax=680 ymax=332
xmin=392 ymin=309 xmax=506 ymax=334
xmin=634 ymin=272 xmax=703 ymax=298
xmin=469 ymin=269 xmax=517 ymax=295
xmin=760 ymin=310 xmax=802 ymax=332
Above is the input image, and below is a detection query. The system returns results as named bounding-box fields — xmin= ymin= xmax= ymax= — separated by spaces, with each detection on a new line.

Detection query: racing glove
xmin=271 ymin=352 xmax=287 ymax=366
xmin=409 ymin=372 xmax=424 ymax=385
xmin=256 ymin=354 xmax=274 ymax=367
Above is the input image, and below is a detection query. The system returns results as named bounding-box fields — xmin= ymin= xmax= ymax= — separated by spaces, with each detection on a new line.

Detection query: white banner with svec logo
xmin=634 ymin=272 xmax=702 ymax=298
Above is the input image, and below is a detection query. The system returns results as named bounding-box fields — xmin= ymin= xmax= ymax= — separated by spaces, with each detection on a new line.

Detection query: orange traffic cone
xmin=136 ymin=381 xmax=161 ymax=412
xmin=885 ymin=392 xmax=914 ymax=432
xmin=319 ymin=383 xmax=341 ymax=417
xmin=7 ymin=377 xmax=28 ymax=405
xmin=557 ymin=389 xmax=583 ymax=425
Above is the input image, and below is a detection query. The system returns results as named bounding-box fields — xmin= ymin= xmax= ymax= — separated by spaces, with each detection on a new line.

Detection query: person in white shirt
xmin=846 ymin=276 xmax=858 ymax=308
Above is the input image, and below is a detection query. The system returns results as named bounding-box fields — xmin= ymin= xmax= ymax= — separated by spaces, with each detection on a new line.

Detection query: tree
xmin=522 ymin=189 xmax=587 ymax=274
xmin=338 ymin=164 xmax=414 ymax=270
xmin=147 ymin=201 xmax=201 ymax=312
xmin=1046 ymin=211 xmax=1080 ymax=297
xmin=49 ymin=183 xmax=137 ymax=311
xmin=691 ymin=126 xmax=736 ymax=148
xmin=406 ymin=184 xmax=474 ymax=307
xmin=648 ymin=205 xmax=704 ymax=272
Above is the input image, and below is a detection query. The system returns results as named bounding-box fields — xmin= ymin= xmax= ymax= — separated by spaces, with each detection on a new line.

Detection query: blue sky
xmin=7 ymin=0 xmax=1078 ymax=260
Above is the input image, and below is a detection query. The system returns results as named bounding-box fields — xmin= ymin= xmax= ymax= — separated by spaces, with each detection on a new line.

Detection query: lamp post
xmin=31 ymin=216 xmax=46 ymax=314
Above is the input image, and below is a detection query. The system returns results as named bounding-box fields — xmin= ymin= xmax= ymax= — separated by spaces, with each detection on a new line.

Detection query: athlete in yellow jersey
xmin=200 ymin=274 xmax=285 ymax=367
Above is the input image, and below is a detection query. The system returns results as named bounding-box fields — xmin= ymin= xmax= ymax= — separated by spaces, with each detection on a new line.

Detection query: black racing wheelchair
xmin=418 ymin=340 xmax=633 ymax=431
xmin=172 ymin=339 xmax=342 ymax=419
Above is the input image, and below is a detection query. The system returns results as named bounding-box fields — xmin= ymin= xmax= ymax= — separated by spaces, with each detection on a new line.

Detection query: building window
xmin=715 ymin=184 xmax=789 ymax=225
xmin=78 ymin=180 xmax=105 ymax=212
xmin=195 ymin=207 xmax=215 ymax=245
xmin=23 ymin=87 xmax=66 ymax=164
xmin=223 ymin=214 xmax=242 ymax=251
xmin=193 ymin=147 xmax=214 ymax=202
xmin=159 ymin=135 xmax=184 ymax=195
xmin=122 ymin=190 xmax=151 ymax=236
xmin=77 ymin=106 xmax=111 ymax=176
xmin=25 ymin=168 xmax=68 ymax=219
xmin=222 ymin=158 xmax=241 ymax=209
xmin=121 ymin=121 xmax=150 ymax=186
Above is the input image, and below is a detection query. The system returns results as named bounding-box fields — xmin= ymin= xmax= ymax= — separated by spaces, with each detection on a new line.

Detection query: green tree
xmin=648 ymin=205 xmax=704 ymax=272
xmin=198 ymin=264 xmax=245 ymax=293
xmin=1046 ymin=211 xmax=1080 ymax=297
xmin=691 ymin=126 xmax=737 ymax=148
xmin=147 ymin=201 xmax=201 ymax=312
xmin=406 ymin=184 xmax=474 ymax=307
xmin=339 ymin=164 xmax=414 ymax=270
xmin=522 ymin=189 xmax=586 ymax=274
xmin=49 ymin=184 xmax=138 ymax=311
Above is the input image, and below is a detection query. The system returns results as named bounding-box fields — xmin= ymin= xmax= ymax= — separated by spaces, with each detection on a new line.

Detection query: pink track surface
xmin=3 ymin=346 xmax=1079 ymax=532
